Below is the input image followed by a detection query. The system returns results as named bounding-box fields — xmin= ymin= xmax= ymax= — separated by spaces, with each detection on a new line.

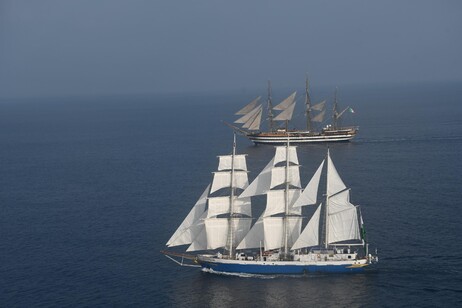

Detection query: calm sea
xmin=1 ymin=83 xmax=461 ymax=306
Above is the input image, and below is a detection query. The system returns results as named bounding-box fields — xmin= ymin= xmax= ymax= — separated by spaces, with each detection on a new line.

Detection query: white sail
xmin=273 ymin=102 xmax=296 ymax=121
xmin=326 ymin=151 xmax=361 ymax=244
xmin=263 ymin=189 xmax=301 ymax=217
xmin=311 ymin=100 xmax=326 ymax=111
xmin=217 ymin=155 xmax=247 ymax=171
xmin=293 ymin=160 xmax=325 ymax=208
xmin=239 ymin=146 xmax=300 ymax=198
xmin=274 ymin=146 xmax=299 ymax=165
xmin=312 ymin=109 xmax=325 ymax=122
xmin=210 ymin=171 xmax=249 ymax=194
xmin=167 ymin=184 xmax=210 ymax=246
xmin=329 ymin=190 xmax=351 ymax=212
xmin=186 ymin=219 xmax=207 ymax=252
xmin=207 ymin=197 xmax=230 ymax=218
xmin=169 ymin=212 xmax=207 ymax=248
xmin=270 ymin=165 xmax=301 ymax=189
xmin=327 ymin=151 xmax=346 ymax=196
xmin=262 ymin=217 xmax=284 ymax=250
xmin=273 ymin=92 xmax=296 ymax=110
xmin=242 ymin=106 xmax=262 ymax=130
xmin=232 ymin=218 xmax=253 ymax=247
xmin=248 ymin=109 xmax=262 ymax=130
xmin=328 ymin=207 xmax=360 ymax=244
xmin=263 ymin=217 xmax=302 ymax=250
xmin=235 ymin=96 xmax=261 ymax=115
xmin=287 ymin=217 xmax=303 ymax=249
xmin=234 ymin=104 xmax=262 ymax=124
xmin=207 ymin=196 xmax=251 ymax=218
xmin=291 ymin=204 xmax=322 ymax=250
xmin=204 ymin=218 xmax=252 ymax=249
xmin=239 ymin=158 xmax=274 ymax=198
xmin=180 ymin=148 xmax=366 ymax=257
xmin=204 ymin=218 xmax=228 ymax=249
xmin=236 ymin=216 xmax=263 ymax=250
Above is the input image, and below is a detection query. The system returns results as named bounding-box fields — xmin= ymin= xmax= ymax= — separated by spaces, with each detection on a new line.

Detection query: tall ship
xmin=228 ymin=78 xmax=358 ymax=144
xmin=162 ymin=134 xmax=378 ymax=275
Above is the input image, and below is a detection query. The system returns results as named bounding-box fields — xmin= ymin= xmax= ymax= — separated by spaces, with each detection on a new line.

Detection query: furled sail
xmin=235 ymin=96 xmax=261 ymax=115
xmin=273 ymin=102 xmax=296 ymax=121
xmin=292 ymin=160 xmax=325 ymax=208
xmin=291 ymin=204 xmax=322 ymax=250
xmin=210 ymin=170 xmax=249 ymax=194
xmin=167 ymin=185 xmax=210 ymax=247
xmin=273 ymin=92 xmax=297 ymax=110
xmin=217 ymin=155 xmax=247 ymax=171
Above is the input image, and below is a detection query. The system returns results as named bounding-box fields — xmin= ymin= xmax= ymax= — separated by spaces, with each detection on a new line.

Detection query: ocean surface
xmin=1 ymin=83 xmax=462 ymax=307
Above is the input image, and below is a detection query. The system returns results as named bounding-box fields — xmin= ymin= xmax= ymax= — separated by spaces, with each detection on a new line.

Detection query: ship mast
xmin=332 ymin=87 xmax=339 ymax=130
xmin=267 ymin=80 xmax=274 ymax=132
xmin=227 ymin=133 xmax=237 ymax=258
xmin=305 ymin=75 xmax=312 ymax=131
xmin=283 ymin=134 xmax=290 ymax=257
xmin=324 ymin=149 xmax=330 ymax=249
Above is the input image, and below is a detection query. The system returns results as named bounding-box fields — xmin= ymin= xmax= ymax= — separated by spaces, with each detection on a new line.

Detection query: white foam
xmin=201 ymin=267 xmax=275 ymax=279
xmin=200 ymin=268 xmax=317 ymax=279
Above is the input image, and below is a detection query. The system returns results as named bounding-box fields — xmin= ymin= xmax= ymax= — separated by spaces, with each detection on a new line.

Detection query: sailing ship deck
xmin=247 ymin=127 xmax=358 ymax=144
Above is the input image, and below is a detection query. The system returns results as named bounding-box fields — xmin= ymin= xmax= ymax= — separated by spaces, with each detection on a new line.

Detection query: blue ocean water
xmin=1 ymin=83 xmax=461 ymax=306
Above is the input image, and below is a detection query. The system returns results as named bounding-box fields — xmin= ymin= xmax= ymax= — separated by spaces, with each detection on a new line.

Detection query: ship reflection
xmin=171 ymin=271 xmax=375 ymax=307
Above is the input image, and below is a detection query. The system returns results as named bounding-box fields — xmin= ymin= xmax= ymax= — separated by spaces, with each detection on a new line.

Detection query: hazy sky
xmin=1 ymin=0 xmax=461 ymax=98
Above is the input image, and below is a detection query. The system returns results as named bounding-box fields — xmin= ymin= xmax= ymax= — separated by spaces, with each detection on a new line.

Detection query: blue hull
xmin=199 ymin=260 xmax=365 ymax=274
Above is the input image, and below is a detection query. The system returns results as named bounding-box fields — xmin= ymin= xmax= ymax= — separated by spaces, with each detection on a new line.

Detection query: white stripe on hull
xmin=248 ymin=134 xmax=355 ymax=144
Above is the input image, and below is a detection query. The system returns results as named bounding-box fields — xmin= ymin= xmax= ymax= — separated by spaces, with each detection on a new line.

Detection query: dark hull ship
xmin=230 ymin=78 xmax=358 ymax=144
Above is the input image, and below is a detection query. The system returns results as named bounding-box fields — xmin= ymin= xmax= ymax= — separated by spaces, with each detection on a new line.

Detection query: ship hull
xmin=246 ymin=129 xmax=357 ymax=144
xmin=197 ymin=256 xmax=368 ymax=275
